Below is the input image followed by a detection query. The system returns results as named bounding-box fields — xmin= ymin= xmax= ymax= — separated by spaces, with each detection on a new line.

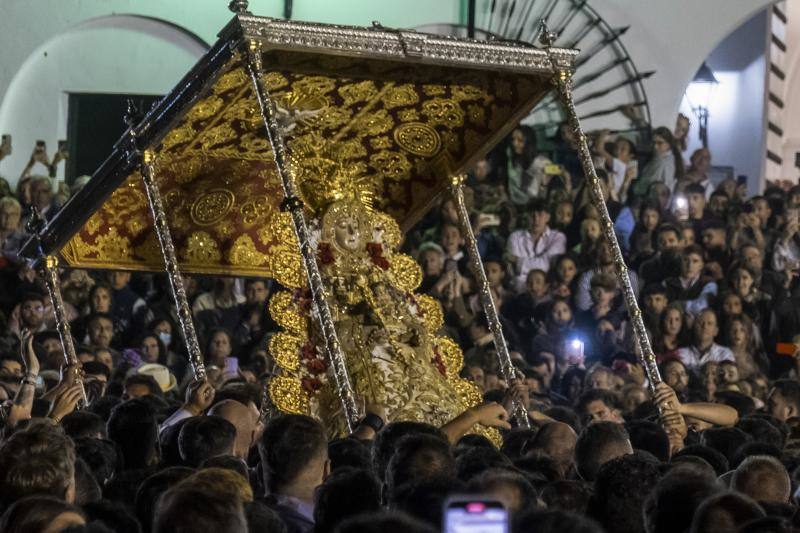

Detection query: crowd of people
xmin=2 ymin=114 xmax=800 ymax=532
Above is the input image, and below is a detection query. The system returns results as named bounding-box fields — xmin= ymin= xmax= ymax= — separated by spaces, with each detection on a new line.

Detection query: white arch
xmin=0 ymin=14 xmax=208 ymax=185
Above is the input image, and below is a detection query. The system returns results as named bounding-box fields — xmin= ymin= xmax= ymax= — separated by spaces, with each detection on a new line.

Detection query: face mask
xmin=158 ymin=332 xmax=172 ymax=346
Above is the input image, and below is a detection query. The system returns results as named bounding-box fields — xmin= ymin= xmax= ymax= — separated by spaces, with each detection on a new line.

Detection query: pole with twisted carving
xmin=243 ymin=39 xmax=360 ymax=432
xmin=539 ymin=23 xmax=662 ymax=391
xmin=451 ymin=176 xmax=531 ymax=428
xmin=140 ymin=151 xmax=206 ymax=382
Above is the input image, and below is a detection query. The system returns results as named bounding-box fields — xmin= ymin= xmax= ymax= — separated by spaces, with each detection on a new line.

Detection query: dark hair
xmin=82 ymin=361 xmax=112 ymax=381
xmin=74 ymin=438 xmax=120 ymax=490
xmin=314 ymin=468 xmax=382 ymax=533
xmin=123 ymin=374 xmax=163 ymax=398
xmin=588 ymin=454 xmax=662 ymax=533
xmin=106 ymin=398 xmax=159 ymax=470
xmin=540 ymin=480 xmax=593 ymax=514
xmin=82 ymin=500 xmax=140 ymax=533
xmin=372 ymin=421 xmax=447 ymax=483
xmin=672 ymin=445 xmax=730 ymax=477
xmin=0 ymin=423 xmax=76 ymax=506
xmin=643 ymin=471 xmax=721 ymax=533
xmin=626 ymin=420 xmax=670 ymax=462
xmin=512 ymin=509 xmax=603 ymax=533
xmin=386 ymin=434 xmax=455 ymax=493
xmin=73 ymin=458 xmax=101 ymax=505
xmin=467 ymin=468 xmax=538 ymax=513
xmin=177 ymin=415 xmax=236 ymax=467
xmin=700 ymin=427 xmax=752 ymax=466
xmin=454 ymin=446 xmax=512 ymax=481
xmin=715 ymin=391 xmax=756 ymax=419
xmin=736 ymin=416 xmax=785 ymax=449
xmin=88 ymin=395 xmax=122 ymax=422
xmin=389 ymin=475 xmax=465 ymax=529
xmin=153 ymin=487 xmax=246 ymax=533
xmin=62 ymin=411 xmax=107 ymax=440
xmin=328 ymin=438 xmax=372 ymax=472
xmin=771 ymin=379 xmax=800 ymax=414
xmin=689 ymin=492 xmax=765 ymax=533
xmin=652 ymin=126 xmax=685 ymax=181
xmin=135 ymin=467 xmax=195 ymax=533
xmin=576 ymin=389 xmax=621 ymax=415
xmin=244 ymin=501 xmax=288 ymax=533
xmin=574 ymin=422 xmax=631 ymax=481
xmin=0 ymin=496 xmax=85 ymax=533
xmin=88 ymin=282 xmax=113 ymax=312
xmin=258 ymin=414 xmax=327 ymax=493
xmin=200 ymin=455 xmax=250 ymax=480
xmin=333 ymin=511 xmax=438 ymax=533
xmin=158 ymin=417 xmax=191 ymax=467
xmin=136 ymin=332 xmax=167 ymax=365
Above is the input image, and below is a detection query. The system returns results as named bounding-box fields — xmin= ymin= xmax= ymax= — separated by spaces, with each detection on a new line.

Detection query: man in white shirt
xmin=676 ymin=308 xmax=734 ymax=368
xmin=507 ymin=199 xmax=566 ymax=292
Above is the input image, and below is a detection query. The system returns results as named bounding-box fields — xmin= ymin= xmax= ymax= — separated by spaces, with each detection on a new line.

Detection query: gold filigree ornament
xmin=262 ymin=71 xmax=289 ymax=91
xmin=90 ymin=227 xmax=133 ymax=263
xmin=181 ymin=231 xmax=222 ymax=264
xmin=433 ymin=336 xmax=464 ymax=379
xmin=268 ymin=291 xmax=309 ymax=335
xmin=214 ymin=67 xmax=249 ymax=94
xmin=289 ymin=135 xmax=369 ymax=214
xmin=268 ymin=331 xmax=303 ymax=372
xmin=160 ymin=124 xmax=196 ymax=152
xmin=354 ymin=108 xmax=393 ymax=136
xmin=269 ymin=375 xmax=309 ymax=415
xmin=388 ymin=253 xmax=423 ymax=293
xmin=190 ymin=189 xmax=235 ymax=226
xmin=393 ymin=122 xmax=442 ymax=158
xmin=291 ymin=75 xmax=337 ymax=96
xmin=227 ymin=235 xmax=267 ymax=267
xmin=338 ymin=80 xmax=379 ymax=107
xmin=415 ymin=294 xmax=444 ymax=332
xmin=186 ymin=95 xmax=225 ymax=123
xmin=369 ymin=150 xmax=411 ymax=181
xmin=269 ymin=245 xmax=305 ymax=289
xmin=421 ymin=98 xmax=464 ymax=130
xmin=382 ymin=84 xmax=419 ymax=109
xmin=371 ymin=211 xmax=401 ymax=250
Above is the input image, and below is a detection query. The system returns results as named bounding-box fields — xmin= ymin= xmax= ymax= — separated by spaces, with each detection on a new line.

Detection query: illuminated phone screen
xmin=444 ymin=501 xmax=508 ymax=533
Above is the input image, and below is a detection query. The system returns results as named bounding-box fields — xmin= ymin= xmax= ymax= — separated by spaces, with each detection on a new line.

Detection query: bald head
xmin=209 ymin=400 xmax=259 ymax=459
xmin=528 ymin=422 xmax=577 ymax=474
xmin=731 ymin=455 xmax=790 ymax=503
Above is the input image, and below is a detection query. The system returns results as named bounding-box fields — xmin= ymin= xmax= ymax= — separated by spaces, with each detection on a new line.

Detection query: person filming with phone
xmin=507 ymin=198 xmax=566 ymax=293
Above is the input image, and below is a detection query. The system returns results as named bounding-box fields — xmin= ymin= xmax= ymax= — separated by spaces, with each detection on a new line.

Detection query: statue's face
xmin=334 ymin=214 xmax=361 ymax=252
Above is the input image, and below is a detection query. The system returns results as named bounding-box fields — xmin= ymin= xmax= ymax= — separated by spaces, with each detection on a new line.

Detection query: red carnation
xmin=301 ymin=376 xmax=322 ymax=393
xmin=317 ymin=242 xmax=334 ymax=265
xmin=300 ymin=342 xmax=316 ymax=361
xmin=306 ymin=358 xmax=327 ymax=374
xmin=367 ymin=242 xmax=390 ymax=270
xmin=432 ymin=354 xmax=447 ymax=377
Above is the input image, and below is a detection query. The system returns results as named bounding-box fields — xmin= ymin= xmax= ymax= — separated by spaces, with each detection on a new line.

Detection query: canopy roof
xmin=22 ymin=14 xmax=577 ymax=277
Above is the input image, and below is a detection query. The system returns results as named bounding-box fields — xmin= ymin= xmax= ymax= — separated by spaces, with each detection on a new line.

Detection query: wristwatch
xmin=359 ymin=413 xmax=385 ymax=433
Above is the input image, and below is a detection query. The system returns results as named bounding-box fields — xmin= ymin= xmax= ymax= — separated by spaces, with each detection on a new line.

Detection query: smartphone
xmin=224 ymin=356 xmax=239 ymax=375
xmin=674 ymin=194 xmax=689 ymax=222
xmin=444 ymin=497 xmax=508 ymax=533
xmin=445 ymin=259 xmax=458 ymax=272
xmin=737 ymin=175 xmax=748 ymax=186
xmin=565 ymin=338 xmax=585 ymax=366
xmin=544 ymin=163 xmax=562 ymax=175
xmin=58 ymin=139 xmax=67 ymax=152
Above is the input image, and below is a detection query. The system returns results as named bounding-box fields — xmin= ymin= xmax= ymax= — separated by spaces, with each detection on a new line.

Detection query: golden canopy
xmin=23 ymin=15 xmax=577 ymax=275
